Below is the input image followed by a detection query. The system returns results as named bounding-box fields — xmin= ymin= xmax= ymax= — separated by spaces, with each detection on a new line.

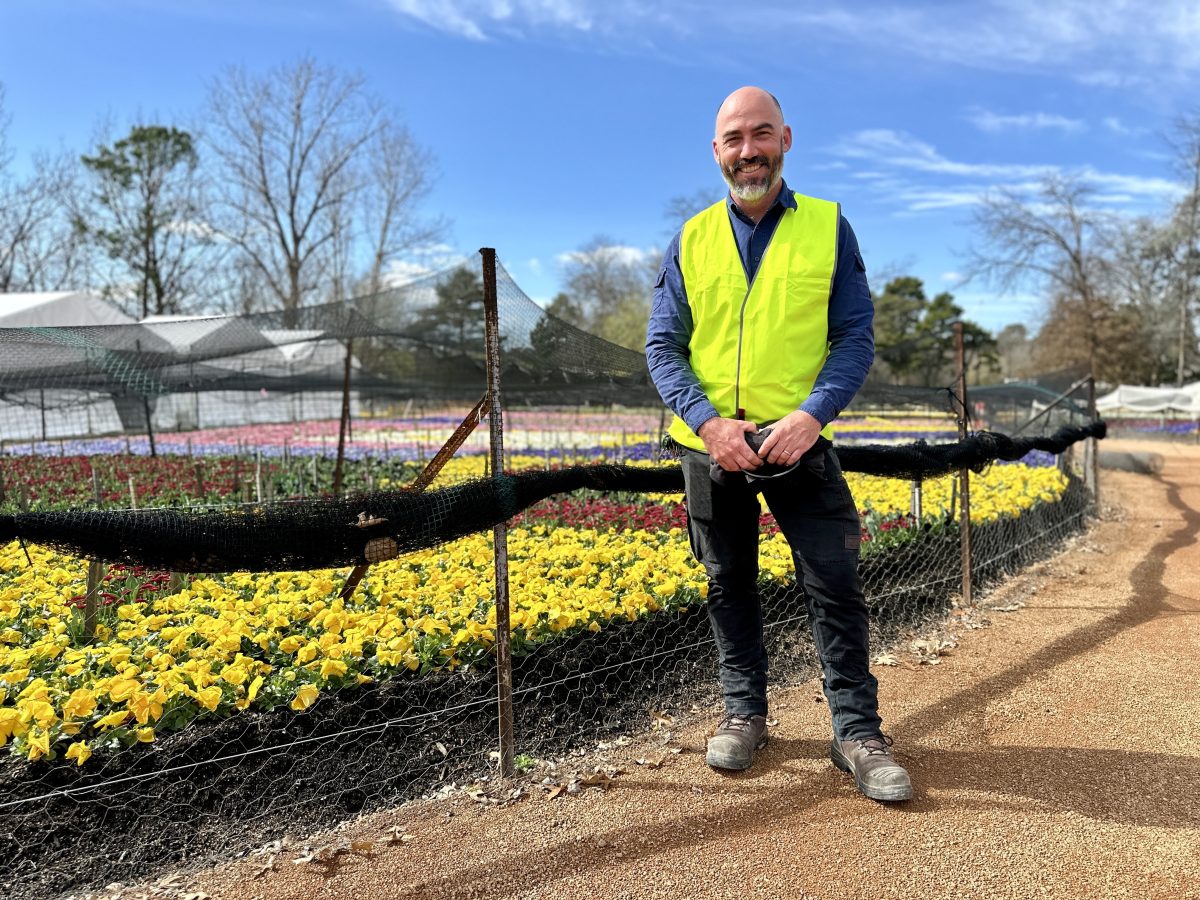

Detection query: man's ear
xmin=782 ymin=125 xmax=793 ymax=153
xmin=712 ymin=138 xmax=721 ymax=163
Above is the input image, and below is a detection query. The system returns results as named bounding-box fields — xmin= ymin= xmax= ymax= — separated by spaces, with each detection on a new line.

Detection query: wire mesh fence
xmin=0 ymin=257 xmax=1104 ymax=898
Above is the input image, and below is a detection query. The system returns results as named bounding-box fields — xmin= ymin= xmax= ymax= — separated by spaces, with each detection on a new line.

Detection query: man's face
xmin=713 ymin=91 xmax=792 ymax=203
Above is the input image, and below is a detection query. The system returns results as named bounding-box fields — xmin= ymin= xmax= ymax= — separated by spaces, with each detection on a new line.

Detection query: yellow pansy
xmin=195 ymin=686 xmax=223 ymax=712
xmin=65 ymin=740 xmax=92 ymax=766
xmin=26 ymin=728 xmax=51 ymax=760
xmin=95 ymin=710 xmax=130 ymax=729
xmin=319 ymin=659 xmax=347 ymax=679
xmin=290 ymin=683 xmax=320 ymax=711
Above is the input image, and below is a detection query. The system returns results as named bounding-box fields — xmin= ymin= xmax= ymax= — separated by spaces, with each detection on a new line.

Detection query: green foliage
xmin=873 ymin=277 xmax=928 ymax=379
xmin=544 ymin=292 xmax=586 ymax=329
xmin=872 ymin=277 xmax=998 ymax=386
xmin=413 ymin=268 xmax=486 ymax=350
xmin=78 ymin=125 xmax=203 ymax=318
xmin=513 ymin=753 xmax=539 ymax=773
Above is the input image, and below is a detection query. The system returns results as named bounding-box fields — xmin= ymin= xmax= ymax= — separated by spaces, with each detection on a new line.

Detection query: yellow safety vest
xmin=667 ymin=192 xmax=840 ymax=451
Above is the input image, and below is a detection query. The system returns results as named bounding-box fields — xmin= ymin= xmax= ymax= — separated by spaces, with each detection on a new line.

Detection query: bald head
xmin=715 ymin=86 xmax=783 ymax=133
xmin=713 ymin=87 xmax=791 ymax=207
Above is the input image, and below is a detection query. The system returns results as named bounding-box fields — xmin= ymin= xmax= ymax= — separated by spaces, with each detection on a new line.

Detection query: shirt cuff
xmin=799 ymin=394 xmax=838 ymax=429
xmin=683 ymin=403 xmax=720 ymax=436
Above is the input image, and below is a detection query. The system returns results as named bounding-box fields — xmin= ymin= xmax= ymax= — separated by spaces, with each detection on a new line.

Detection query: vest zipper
xmin=733 ymin=273 xmax=757 ymax=419
xmin=733 ymin=214 xmax=782 ymax=421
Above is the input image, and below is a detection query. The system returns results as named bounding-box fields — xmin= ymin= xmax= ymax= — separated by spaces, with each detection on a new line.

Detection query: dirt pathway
xmin=179 ymin=442 xmax=1200 ymax=900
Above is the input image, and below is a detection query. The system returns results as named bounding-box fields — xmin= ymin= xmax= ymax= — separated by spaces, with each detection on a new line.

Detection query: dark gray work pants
xmin=681 ymin=444 xmax=883 ymax=740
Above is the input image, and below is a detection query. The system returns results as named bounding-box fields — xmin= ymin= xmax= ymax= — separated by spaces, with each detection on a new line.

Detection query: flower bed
xmin=0 ymin=455 xmax=1068 ymax=766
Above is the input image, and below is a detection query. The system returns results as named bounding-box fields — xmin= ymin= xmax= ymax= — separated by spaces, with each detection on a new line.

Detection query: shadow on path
xmin=388 ymin=471 xmax=1200 ymax=898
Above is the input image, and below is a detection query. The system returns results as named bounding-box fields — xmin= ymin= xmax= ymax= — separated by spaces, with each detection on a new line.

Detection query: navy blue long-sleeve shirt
xmin=645 ymin=180 xmax=875 ymax=436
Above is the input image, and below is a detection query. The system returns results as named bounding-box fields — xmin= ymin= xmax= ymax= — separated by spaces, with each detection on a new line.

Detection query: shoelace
xmin=853 ymin=734 xmax=894 ymax=755
xmin=719 ymin=715 xmax=757 ymax=732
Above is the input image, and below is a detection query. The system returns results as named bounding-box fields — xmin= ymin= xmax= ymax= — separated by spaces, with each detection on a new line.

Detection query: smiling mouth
xmin=735 ymin=157 xmax=769 ymax=176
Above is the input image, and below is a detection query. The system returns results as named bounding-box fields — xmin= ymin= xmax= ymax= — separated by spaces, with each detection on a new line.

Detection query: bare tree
xmin=205 ymin=57 xmax=378 ymax=323
xmin=0 ymin=83 xmax=10 ymax=171
xmin=205 ymin=58 xmax=445 ymax=322
xmin=0 ymin=87 xmax=90 ymax=292
xmin=360 ymin=117 xmax=446 ymax=295
xmin=560 ymin=236 xmax=659 ymax=349
xmin=662 ymin=189 xmax=722 ymax=233
xmin=966 ymin=175 xmax=1117 ymax=378
xmin=0 ymin=151 xmax=90 ymax=292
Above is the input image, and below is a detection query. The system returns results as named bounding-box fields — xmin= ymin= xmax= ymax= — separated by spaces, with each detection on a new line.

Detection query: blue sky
xmin=1 ymin=0 xmax=1197 ymax=331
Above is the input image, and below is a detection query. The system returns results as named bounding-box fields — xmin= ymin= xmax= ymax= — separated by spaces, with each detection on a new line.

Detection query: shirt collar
xmin=726 ymin=178 xmax=796 ymax=222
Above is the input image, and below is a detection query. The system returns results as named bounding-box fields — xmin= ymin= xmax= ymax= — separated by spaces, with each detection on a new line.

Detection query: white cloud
xmin=379 ymin=1 xmax=1200 ymax=89
xmin=767 ymin=0 xmax=1200 ymax=83
xmin=1074 ymin=70 xmax=1138 ymax=88
xmin=833 ymin=129 xmax=1053 ymax=180
xmin=941 ymin=271 xmax=963 ymax=284
xmin=385 ymin=0 xmax=603 ymax=40
xmin=899 ymin=189 xmax=987 ymax=212
xmin=830 ymin=128 xmax=1183 ymax=214
xmin=382 ymin=245 xmax=470 ymax=286
xmin=382 ymin=259 xmax=440 ymax=284
xmin=556 ymin=243 xmax=656 ymax=267
xmin=1077 ymin=168 xmax=1182 ymax=199
xmin=966 ymin=107 xmax=1085 ymax=134
xmin=951 ymin=288 xmax=1045 ymax=331
xmin=1101 ymin=116 xmax=1150 ymax=138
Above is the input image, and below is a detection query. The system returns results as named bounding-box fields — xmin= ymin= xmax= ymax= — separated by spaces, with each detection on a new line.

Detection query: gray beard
xmin=723 ymin=157 xmax=783 ymax=203
xmin=726 ymin=176 xmax=771 ymax=202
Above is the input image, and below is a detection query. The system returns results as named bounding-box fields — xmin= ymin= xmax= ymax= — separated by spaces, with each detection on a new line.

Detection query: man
xmin=645 ymin=86 xmax=911 ymax=802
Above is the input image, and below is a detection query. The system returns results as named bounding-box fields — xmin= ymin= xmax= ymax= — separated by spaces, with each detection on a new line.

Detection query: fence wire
xmin=0 ymin=453 xmax=1096 ymax=898
xmin=0 ymin=258 xmax=1109 ymax=899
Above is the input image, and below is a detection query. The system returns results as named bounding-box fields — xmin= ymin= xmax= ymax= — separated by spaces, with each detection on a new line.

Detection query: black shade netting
xmin=0 ymin=465 xmax=682 ymax=572
xmin=834 ymin=422 xmax=1106 ymax=479
xmin=1 ymin=423 xmax=1103 ymax=572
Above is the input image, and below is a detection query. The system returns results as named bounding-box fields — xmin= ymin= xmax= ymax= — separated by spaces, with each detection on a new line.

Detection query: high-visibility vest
xmin=667 ymin=192 xmax=840 ymax=451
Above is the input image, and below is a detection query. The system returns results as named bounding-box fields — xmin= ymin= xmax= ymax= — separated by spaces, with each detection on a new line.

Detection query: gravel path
xmin=167 ymin=440 xmax=1200 ymax=900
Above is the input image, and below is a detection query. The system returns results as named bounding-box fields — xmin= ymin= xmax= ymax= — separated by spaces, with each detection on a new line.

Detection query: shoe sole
xmin=706 ymin=735 xmax=768 ymax=771
xmin=830 ymin=743 xmax=913 ymax=802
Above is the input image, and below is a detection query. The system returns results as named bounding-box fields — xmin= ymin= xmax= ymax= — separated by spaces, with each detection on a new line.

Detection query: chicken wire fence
xmin=0 ymin=256 xmax=1104 ymax=898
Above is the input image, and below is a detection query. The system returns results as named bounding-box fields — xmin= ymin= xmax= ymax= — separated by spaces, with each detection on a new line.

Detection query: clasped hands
xmin=697 ymin=409 xmax=822 ymax=473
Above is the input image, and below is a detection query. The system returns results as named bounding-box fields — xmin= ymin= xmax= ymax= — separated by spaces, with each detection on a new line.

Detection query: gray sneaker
xmin=705 ymin=714 xmax=768 ymax=770
xmin=831 ymin=734 xmax=913 ymax=802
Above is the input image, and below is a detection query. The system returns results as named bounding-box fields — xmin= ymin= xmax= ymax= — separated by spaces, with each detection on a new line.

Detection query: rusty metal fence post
xmin=480 ymin=248 xmax=515 ymax=779
xmin=1087 ymin=375 xmax=1100 ymax=511
xmin=953 ymin=322 xmax=973 ymax=607
xmin=84 ymin=467 xmax=105 ymax=643
xmin=333 ymin=337 xmax=354 ymax=497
